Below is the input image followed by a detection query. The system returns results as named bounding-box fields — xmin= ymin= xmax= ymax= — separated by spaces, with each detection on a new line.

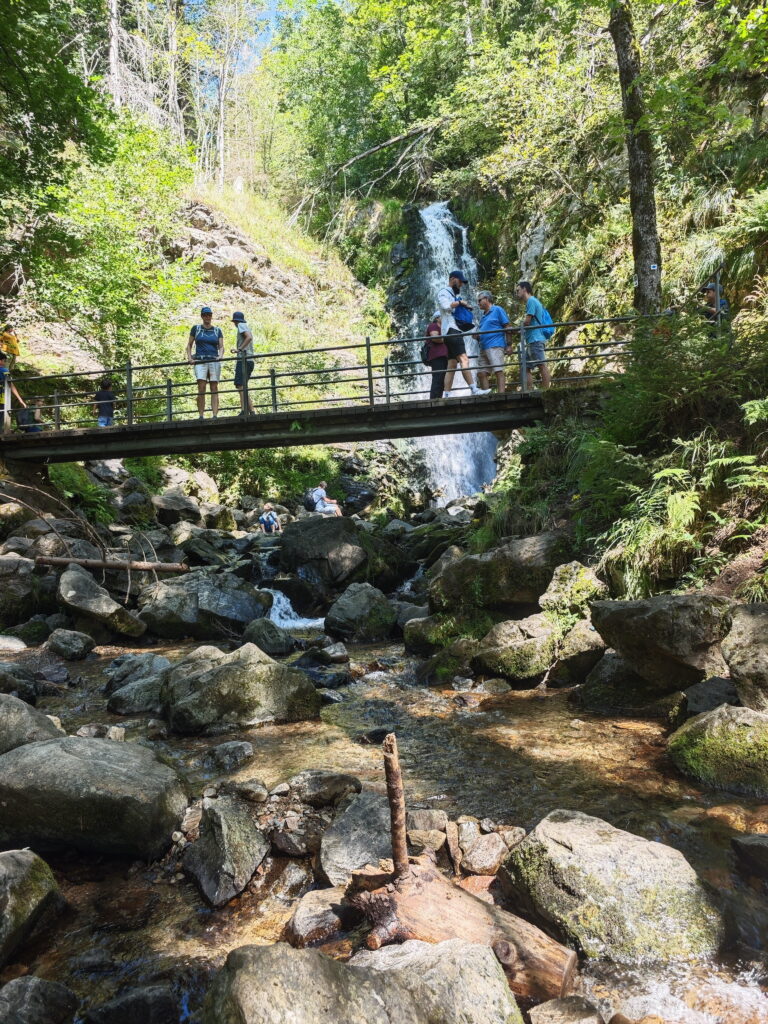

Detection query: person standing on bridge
xmin=437 ymin=270 xmax=490 ymax=399
xmin=92 ymin=378 xmax=116 ymax=427
xmin=186 ymin=306 xmax=224 ymax=420
xmin=424 ymin=314 xmax=448 ymax=400
xmin=0 ymin=351 xmax=26 ymax=429
xmin=476 ymin=290 xmax=510 ymax=394
xmin=231 ymin=311 xmax=255 ymax=417
xmin=516 ymin=281 xmax=552 ymax=390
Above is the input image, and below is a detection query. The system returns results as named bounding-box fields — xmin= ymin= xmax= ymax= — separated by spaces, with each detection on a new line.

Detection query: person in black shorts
xmin=436 ymin=270 xmax=490 ymax=398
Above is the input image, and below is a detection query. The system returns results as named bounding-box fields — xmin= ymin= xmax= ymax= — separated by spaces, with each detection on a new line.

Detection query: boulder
xmin=183 ymin=794 xmax=269 ymax=906
xmin=499 ymin=809 xmax=722 ymax=962
xmin=159 ymin=643 xmax=320 ymax=734
xmin=529 ymin=996 xmax=604 ymax=1024
xmin=320 ymin=791 xmax=392 ymax=885
xmin=151 ymin=487 xmax=202 ymax=526
xmin=668 ymin=704 xmax=768 ymax=797
xmin=721 ymin=604 xmax=768 ymax=711
xmin=539 ymin=562 xmax=607 ymax=618
xmin=287 ymin=769 xmax=361 ymax=807
xmin=204 ymin=940 xmax=521 ymax=1024
xmin=577 ymin=650 xmax=675 ymax=715
xmin=0 ymin=977 xmax=78 ymax=1024
xmin=406 ymin=809 xmax=448 ymax=832
xmin=138 ymin=572 xmax=271 ymax=639
xmin=0 ymin=633 xmax=29 ymax=651
xmin=428 ymin=532 xmax=571 ymax=612
xmin=45 ymin=627 xmax=95 ymax=660
xmin=57 ymin=565 xmax=146 ymax=638
xmin=590 ymin=595 xmax=733 ymax=692
xmin=0 ymin=501 xmax=36 ymax=540
xmin=731 ymin=835 xmax=768 ymax=878
xmin=325 ymin=583 xmax=397 ymax=642
xmin=225 ymin=776 xmax=268 ymax=803
xmin=471 ymin=614 xmax=558 ymax=684
xmin=461 ymin=832 xmax=509 ymax=875
xmin=395 ymin=602 xmax=429 ymax=631
xmin=0 ymin=849 xmax=60 ymax=966
xmin=103 ymin=652 xmax=172 ymax=695
xmin=82 ymin=983 xmax=177 ymax=1024
xmin=313 ymin=642 xmax=349 ymax=664
xmin=417 ymin=638 xmax=480 ymax=687
xmin=280 ymin=516 xmax=405 ymax=590
xmin=203 ymin=740 xmax=254 ymax=772
xmin=349 ymin=939 xmax=524 ymax=1024
xmin=201 ymin=503 xmax=237 ymax=531
xmin=284 ymin=885 xmax=360 ymax=947
xmin=0 ymin=693 xmax=62 ymax=753
xmin=0 ymin=737 xmax=187 ymax=858
xmin=0 ymin=555 xmax=40 ymax=625
xmin=242 ymin=617 xmax=295 ymax=656
xmin=551 ymin=618 xmax=606 ymax=685
xmin=0 ymin=661 xmax=38 ymax=704
xmin=673 ymin=676 xmax=740 ymax=726
xmin=86 ymin=458 xmax=129 ymax=485
xmin=107 ymin=676 xmax=163 ymax=715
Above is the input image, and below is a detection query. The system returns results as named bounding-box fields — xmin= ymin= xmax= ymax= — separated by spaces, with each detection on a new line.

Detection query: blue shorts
xmin=527 ymin=341 xmax=546 ymax=368
xmin=98 ymin=416 xmax=114 ymax=427
xmin=234 ymin=359 xmax=254 ymax=387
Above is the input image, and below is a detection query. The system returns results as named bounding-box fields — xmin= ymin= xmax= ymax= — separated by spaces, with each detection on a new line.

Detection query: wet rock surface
xmin=668 ymin=704 xmax=768 ymax=797
xmin=325 ymin=582 xmax=397 ymax=642
xmin=57 ymin=564 xmax=146 ymax=638
xmin=0 ymin=976 xmax=78 ymax=1024
xmin=0 ymin=692 xmax=63 ymax=752
xmin=320 ymin=790 xmax=392 ymax=885
xmin=0 ymin=849 xmax=61 ymax=966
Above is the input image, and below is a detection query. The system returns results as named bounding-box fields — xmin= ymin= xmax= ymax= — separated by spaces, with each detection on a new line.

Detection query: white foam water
xmin=405 ymin=201 xmax=498 ymax=504
xmin=265 ymin=589 xmax=324 ymax=630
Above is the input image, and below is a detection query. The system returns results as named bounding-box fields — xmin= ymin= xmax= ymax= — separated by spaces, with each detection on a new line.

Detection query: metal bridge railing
xmin=0 ymin=310 xmax=664 ymax=436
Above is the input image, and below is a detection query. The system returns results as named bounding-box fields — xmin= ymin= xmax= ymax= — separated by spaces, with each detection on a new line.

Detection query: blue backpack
xmin=537 ymin=306 xmax=555 ymax=339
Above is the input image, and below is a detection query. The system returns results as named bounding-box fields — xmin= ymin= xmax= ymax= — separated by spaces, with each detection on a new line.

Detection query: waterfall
xmin=265 ymin=589 xmax=325 ymax=630
xmin=403 ymin=201 xmax=498 ymax=504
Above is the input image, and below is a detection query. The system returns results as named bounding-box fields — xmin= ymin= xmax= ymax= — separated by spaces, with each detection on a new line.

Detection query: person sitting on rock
xmin=258 ymin=502 xmax=282 ymax=534
xmin=186 ymin=306 xmax=224 ymax=420
xmin=312 ymin=481 xmax=343 ymax=517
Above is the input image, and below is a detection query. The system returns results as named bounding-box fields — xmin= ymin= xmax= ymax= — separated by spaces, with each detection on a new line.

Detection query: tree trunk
xmin=608 ymin=0 xmax=661 ymax=314
xmin=347 ymin=856 xmax=576 ymax=1003
xmin=167 ymin=0 xmax=183 ymax=138
xmin=108 ymin=0 xmax=121 ymax=107
xmin=34 ymin=556 xmax=188 ymax=573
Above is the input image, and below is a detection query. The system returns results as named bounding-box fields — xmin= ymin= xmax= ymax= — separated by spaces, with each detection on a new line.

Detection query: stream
xmin=4 ymin=619 xmax=767 ymax=1023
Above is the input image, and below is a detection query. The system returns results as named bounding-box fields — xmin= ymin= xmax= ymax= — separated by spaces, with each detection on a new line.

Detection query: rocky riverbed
xmin=0 ymin=460 xmax=767 ymax=1023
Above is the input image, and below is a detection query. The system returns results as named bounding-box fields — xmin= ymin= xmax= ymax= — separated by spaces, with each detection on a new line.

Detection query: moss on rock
xmin=668 ymin=704 xmax=768 ymax=798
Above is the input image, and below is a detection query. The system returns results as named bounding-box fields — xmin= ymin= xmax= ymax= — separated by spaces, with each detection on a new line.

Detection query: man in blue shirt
xmin=516 ymin=281 xmax=551 ymax=390
xmin=476 ymin=290 xmax=511 ymax=393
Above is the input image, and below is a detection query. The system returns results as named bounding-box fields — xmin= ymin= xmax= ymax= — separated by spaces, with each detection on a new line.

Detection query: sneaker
xmin=471 ymin=387 xmax=491 ymax=396
xmin=442 ymin=391 xmax=452 ymax=399
xmin=198 ymin=415 xmax=204 ymax=421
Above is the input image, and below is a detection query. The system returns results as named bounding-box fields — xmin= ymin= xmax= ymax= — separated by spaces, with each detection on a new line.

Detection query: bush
xmin=48 ymin=463 xmax=114 ymax=524
xmin=123 ymin=456 xmax=166 ymax=493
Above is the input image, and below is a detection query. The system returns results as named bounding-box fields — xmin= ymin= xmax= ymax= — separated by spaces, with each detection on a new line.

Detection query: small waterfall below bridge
xmin=397 ymin=201 xmax=498 ymax=504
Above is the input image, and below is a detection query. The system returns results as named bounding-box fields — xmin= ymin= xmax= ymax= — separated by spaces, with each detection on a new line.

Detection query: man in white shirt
xmin=436 ymin=270 xmax=490 ymax=398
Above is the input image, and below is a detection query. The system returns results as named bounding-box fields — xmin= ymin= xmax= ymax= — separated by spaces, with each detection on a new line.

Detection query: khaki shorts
xmin=193 ymin=360 xmax=222 ymax=382
xmin=478 ymin=347 xmax=505 ymax=373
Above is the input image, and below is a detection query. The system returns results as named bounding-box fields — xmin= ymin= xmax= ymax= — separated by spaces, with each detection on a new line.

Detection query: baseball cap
xmin=232 ymin=311 xmax=246 ymax=323
xmin=200 ymin=305 xmax=213 ymax=315
xmin=700 ymin=283 xmax=716 ymax=293
xmin=449 ymin=269 xmax=468 ymax=283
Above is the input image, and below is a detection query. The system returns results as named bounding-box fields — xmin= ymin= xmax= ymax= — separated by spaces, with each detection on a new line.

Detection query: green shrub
xmin=123 ymin=456 xmax=166 ymax=493
xmin=48 ymin=462 xmax=114 ymax=524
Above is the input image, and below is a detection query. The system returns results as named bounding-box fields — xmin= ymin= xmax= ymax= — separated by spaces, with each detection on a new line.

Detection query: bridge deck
xmin=1 ymin=392 xmax=544 ymax=464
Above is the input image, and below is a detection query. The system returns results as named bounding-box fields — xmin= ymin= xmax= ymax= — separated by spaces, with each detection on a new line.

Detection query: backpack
xmin=15 ymin=408 xmax=33 ymax=428
xmin=454 ymin=303 xmax=474 ymax=329
xmin=303 ymin=488 xmax=318 ymax=512
xmin=532 ymin=305 xmax=555 ymax=339
xmin=420 ymin=341 xmax=431 ymax=366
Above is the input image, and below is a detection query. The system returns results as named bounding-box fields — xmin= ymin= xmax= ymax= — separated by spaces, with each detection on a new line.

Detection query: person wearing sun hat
xmin=231 ymin=311 xmax=255 ymax=416
xmin=185 ymin=305 xmax=224 ymax=419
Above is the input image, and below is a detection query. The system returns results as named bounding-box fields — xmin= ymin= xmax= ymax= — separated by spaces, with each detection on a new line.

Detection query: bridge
xmin=0 ymin=316 xmax=642 ymax=464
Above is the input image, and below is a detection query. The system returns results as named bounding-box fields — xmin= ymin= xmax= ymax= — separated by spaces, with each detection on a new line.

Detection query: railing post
xmin=384 ymin=356 xmax=391 ymax=405
xmin=125 ymin=360 xmax=134 ymax=427
xmin=53 ymin=390 xmax=61 ymax=431
xmin=519 ymin=329 xmax=528 ymax=393
xmin=365 ymin=336 xmax=375 ymax=408
xmin=2 ymin=372 xmax=11 ymax=433
xmin=165 ymin=378 xmax=173 ymax=422
xmin=269 ymin=368 xmax=278 ymax=413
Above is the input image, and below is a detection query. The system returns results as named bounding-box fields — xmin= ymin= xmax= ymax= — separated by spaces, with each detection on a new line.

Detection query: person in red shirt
xmin=424 ymin=316 xmax=449 ymax=400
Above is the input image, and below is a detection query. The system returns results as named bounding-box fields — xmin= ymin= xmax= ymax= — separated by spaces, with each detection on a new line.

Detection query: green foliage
xmin=48 ymin=462 xmax=114 ymax=524
xmin=123 ymin=456 xmax=166 ymax=493
xmin=179 ymin=446 xmax=340 ymax=504
xmin=28 ymin=119 xmax=201 ymax=366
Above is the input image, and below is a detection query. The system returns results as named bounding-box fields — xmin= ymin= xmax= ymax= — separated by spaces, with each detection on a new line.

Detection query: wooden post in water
xmin=383 ymin=733 xmax=409 ymax=879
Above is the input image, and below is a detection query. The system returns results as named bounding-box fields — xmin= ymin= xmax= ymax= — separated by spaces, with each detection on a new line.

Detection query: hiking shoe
xmin=442 ymin=391 xmax=452 ymax=399
xmin=471 ymin=387 xmax=491 ymax=396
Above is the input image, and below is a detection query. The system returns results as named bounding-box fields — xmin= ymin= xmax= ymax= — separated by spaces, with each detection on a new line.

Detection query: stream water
xmin=403 ymin=201 xmax=498 ymax=503
xmin=5 ymin=623 xmax=767 ymax=1022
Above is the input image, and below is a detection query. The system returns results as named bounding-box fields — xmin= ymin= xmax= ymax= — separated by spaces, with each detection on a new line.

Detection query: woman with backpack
xmin=423 ymin=315 xmax=449 ymax=400
xmin=185 ymin=306 xmax=224 ymax=419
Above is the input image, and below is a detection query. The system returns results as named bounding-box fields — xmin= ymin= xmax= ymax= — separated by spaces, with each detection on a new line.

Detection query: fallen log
xmin=346 ymin=855 xmax=576 ymax=1003
xmin=35 ymin=556 xmax=188 ymax=573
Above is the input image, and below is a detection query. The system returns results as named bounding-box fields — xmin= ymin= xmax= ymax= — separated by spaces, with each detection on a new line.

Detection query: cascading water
xmin=403 ymin=201 xmax=498 ymax=504
xmin=265 ymin=588 xmax=324 ymax=629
